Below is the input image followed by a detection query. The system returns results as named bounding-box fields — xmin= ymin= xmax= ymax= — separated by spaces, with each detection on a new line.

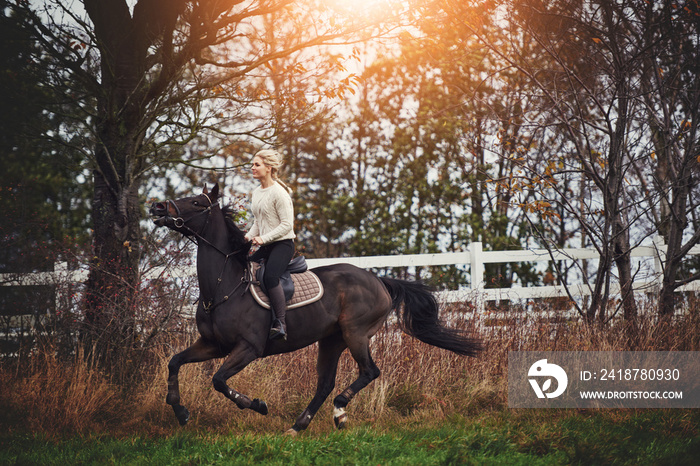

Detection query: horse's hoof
xmin=251 ymin=398 xmax=268 ymax=415
xmin=173 ymin=405 xmax=190 ymax=426
xmin=333 ymin=407 xmax=347 ymax=430
xmin=285 ymin=428 xmax=299 ymax=437
xmin=334 ymin=415 xmax=347 ymax=429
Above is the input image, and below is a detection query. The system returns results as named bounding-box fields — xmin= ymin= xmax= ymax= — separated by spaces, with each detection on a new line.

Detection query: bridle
xmin=159 ymin=193 xmax=252 ymax=313
xmin=165 ymin=192 xmax=214 ymax=231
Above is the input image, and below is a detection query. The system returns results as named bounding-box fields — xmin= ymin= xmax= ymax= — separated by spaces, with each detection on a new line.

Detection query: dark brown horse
xmin=150 ymin=184 xmax=480 ymax=434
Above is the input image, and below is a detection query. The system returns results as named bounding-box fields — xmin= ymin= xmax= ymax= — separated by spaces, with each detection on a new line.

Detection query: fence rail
xmin=303 ymin=239 xmax=700 ymax=305
xmin=3 ymin=239 xmax=700 ymax=310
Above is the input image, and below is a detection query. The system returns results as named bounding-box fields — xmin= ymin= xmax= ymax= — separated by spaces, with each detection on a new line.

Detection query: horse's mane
xmin=221 ymin=205 xmax=248 ymax=249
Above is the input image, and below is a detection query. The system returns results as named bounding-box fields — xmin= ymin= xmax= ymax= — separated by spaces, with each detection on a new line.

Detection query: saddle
xmin=250 ymin=256 xmax=323 ymax=310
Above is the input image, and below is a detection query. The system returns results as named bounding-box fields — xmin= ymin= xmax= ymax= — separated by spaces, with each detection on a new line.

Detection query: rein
xmin=201 ymin=262 xmax=253 ymax=313
xmin=163 ymin=195 xmax=251 ymax=313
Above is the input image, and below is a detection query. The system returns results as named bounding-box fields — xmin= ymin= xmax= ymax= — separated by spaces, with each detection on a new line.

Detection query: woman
xmin=245 ymin=149 xmax=296 ymax=341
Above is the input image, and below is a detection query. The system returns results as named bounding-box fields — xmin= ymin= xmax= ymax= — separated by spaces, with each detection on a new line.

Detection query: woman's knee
xmin=263 ymin=274 xmax=280 ymax=290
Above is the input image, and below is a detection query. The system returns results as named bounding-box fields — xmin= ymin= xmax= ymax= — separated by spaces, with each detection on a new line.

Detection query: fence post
xmin=652 ymin=235 xmax=666 ymax=292
xmin=470 ymin=242 xmax=485 ymax=312
xmin=54 ymin=261 xmax=69 ymax=313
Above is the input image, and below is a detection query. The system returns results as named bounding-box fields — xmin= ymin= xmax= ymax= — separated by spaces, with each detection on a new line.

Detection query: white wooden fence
xmin=308 ymin=238 xmax=700 ymax=307
xmin=3 ymin=238 xmax=700 ymax=312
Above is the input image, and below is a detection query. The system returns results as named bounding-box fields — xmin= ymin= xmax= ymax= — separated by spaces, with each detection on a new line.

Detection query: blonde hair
xmin=254 ymin=149 xmax=292 ymax=192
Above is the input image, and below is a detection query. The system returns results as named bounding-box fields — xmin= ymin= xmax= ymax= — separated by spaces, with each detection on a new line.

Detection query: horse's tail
xmin=380 ymin=277 xmax=481 ymax=357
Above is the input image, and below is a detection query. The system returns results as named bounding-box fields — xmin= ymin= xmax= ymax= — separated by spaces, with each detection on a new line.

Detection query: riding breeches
xmin=249 ymin=239 xmax=295 ymax=291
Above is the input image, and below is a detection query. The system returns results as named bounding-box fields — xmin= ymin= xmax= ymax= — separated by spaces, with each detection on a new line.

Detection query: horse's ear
xmin=210 ymin=183 xmax=220 ymax=200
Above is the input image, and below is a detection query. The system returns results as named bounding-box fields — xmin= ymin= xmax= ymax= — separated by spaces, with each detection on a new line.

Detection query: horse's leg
xmin=287 ymin=335 xmax=348 ymax=435
xmin=167 ymin=337 xmax=226 ymax=426
xmin=211 ymin=342 xmax=269 ymax=415
xmin=332 ymin=336 xmax=381 ymax=429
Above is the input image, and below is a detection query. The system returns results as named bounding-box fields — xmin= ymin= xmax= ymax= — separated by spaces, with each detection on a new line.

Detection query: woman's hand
xmin=251 ymin=236 xmax=264 ymax=246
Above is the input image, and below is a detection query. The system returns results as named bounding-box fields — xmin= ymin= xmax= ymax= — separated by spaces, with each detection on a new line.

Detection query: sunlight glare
xmin=326 ymin=0 xmax=396 ymax=19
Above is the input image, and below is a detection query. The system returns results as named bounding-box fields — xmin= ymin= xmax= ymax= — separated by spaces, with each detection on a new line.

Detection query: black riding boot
xmin=267 ymin=284 xmax=287 ymax=341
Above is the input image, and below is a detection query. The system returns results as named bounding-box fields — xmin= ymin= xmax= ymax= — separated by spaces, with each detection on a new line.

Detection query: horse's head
xmin=150 ymin=184 xmax=221 ymax=235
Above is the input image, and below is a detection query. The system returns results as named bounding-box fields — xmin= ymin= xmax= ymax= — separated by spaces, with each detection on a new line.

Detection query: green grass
xmin=2 ymin=410 xmax=698 ymax=465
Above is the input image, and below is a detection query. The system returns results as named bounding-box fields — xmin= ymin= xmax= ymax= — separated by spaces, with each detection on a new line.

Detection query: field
xmin=1 ymin=304 xmax=699 ymax=465
xmin=2 ymin=409 xmax=700 ymax=465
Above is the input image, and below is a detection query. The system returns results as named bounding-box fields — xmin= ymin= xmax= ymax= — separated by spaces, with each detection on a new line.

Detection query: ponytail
xmin=275 ymin=176 xmax=292 ymax=194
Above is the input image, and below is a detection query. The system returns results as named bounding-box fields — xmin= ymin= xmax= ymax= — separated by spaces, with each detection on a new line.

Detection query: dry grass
xmin=1 ymin=300 xmax=698 ymax=437
xmin=0 ymin=346 xmax=122 ymax=434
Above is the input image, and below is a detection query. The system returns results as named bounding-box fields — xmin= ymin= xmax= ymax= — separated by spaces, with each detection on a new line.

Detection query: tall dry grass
xmin=0 ymin=345 xmax=122 ymax=433
xmin=1 ymin=299 xmax=699 ymax=436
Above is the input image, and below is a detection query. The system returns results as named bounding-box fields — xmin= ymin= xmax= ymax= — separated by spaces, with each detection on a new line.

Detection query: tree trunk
xmin=657 ymin=169 xmax=692 ymax=318
xmin=612 ymin=209 xmax=637 ymax=322
xmin=84 ymin=168 xmax=142 ymax=361
xmin=81 ymin=0 xmax=147 ymax=364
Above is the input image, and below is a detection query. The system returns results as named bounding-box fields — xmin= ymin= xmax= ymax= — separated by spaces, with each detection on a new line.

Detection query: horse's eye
xmin=193 ymin=201 xmax=199 ymax=206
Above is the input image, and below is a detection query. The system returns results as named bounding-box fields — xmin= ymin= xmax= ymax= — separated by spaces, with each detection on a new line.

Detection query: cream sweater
xmin=245 ymin=182 xmax=296 ymax=244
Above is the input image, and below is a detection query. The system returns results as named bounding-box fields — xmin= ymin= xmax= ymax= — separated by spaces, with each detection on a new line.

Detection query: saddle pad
xmin=250 ymin=269 xmax=324 ymax=310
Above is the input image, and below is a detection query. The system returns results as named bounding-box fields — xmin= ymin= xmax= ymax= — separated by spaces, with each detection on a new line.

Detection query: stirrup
xmin=269 ymin=319 xmax=287 ymax=340
xmin=269 ymin=319 xmax=287 ymax=341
